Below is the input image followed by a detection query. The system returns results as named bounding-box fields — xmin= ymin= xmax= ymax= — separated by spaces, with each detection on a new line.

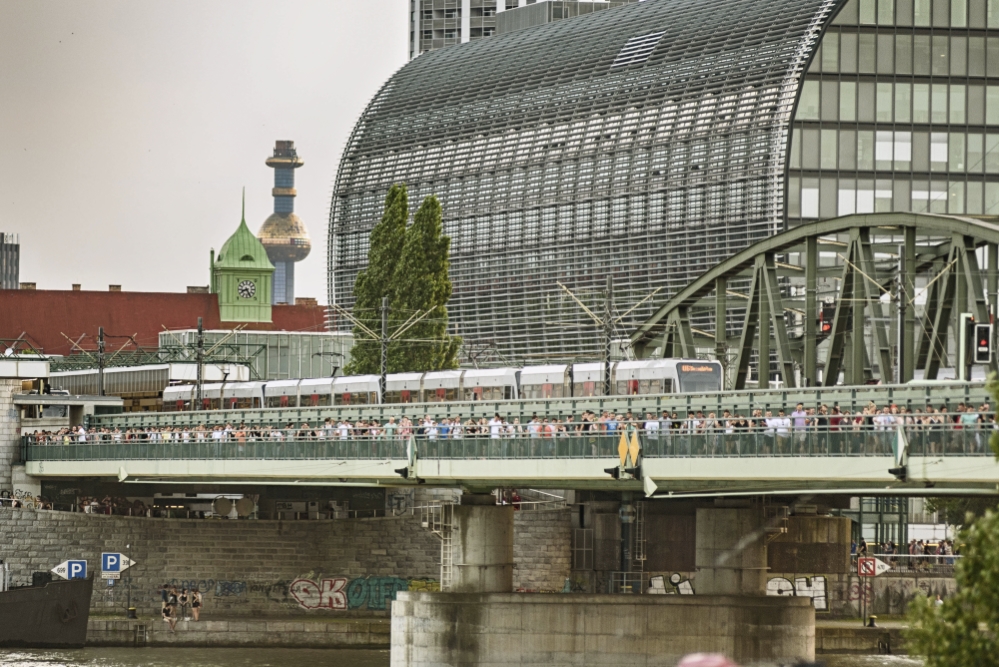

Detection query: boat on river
xmin=0 ymin=568 xmax=93 ymax=648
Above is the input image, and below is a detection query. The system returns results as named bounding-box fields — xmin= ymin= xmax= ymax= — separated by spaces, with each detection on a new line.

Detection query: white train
xmin=161 ymin=359 xmax=722 ymax=412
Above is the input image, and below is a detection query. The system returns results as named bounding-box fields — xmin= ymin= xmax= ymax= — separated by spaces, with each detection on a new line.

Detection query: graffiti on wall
xmin=647 ymin=574 xmax=694 ymax=595
xmin=766 ymin=576 xmax=829 ymax=611
xmin=290 ymin=576 xmax=440 ymax=611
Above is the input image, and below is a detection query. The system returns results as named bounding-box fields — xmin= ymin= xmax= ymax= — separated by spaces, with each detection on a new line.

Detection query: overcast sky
xmin=0 ymin=0 xmax=409 ymax=302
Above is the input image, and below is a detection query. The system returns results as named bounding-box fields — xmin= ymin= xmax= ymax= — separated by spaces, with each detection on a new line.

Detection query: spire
xmin=241 ymin=187 xmax=246 ymax=224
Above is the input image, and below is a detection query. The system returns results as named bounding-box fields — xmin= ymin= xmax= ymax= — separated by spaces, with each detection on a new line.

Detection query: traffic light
xmin=888 ymin=466 xmax=907 ymax=482
xmin=604 ymin=466 xmax=622 ymax=480
xmin=624 ymin=465 xmax=642 ymax=481
xmin=394 ymin=467 xmax=411 ymax=480
xmin=974 ymin=323 xmax=992 ymax=364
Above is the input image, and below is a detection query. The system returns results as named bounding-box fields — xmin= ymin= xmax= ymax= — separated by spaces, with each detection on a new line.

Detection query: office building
xmin=335 ymin=0 xmax=998 ymax=364
xmin=0 ymin=233 xmax=19 ymax=290
xmin=409 ymin=0 xmax=637 ymax=59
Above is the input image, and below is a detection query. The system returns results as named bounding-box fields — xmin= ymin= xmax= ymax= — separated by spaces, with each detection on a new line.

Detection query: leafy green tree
xmin=926 ymin=496 xmax=998 ymax=530
xmin=387 ymin=195 xmax=461 ymax=372
xmin=906 ymin=507 xmax=999 ymax=665
xmin=344 ymin=184 xmax=408 ymax=375
xmin=906 ymin=375 xmax=999 ymax=665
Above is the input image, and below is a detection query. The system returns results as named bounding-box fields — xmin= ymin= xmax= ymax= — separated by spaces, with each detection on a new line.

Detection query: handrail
xmin=21 ymin=424 xmax=995 ymax=461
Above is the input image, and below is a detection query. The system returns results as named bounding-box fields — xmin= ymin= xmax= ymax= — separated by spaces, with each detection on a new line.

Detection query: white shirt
xmin=489 ymin=418 xmax=503 ymax=438
xmin=775 ymin=417 xmax=791 ymax=435
xmin=644 ymin=420 xmax=660 ymax=435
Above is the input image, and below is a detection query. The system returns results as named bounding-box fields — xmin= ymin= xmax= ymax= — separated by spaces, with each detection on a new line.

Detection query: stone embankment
xmin=0 ymin=506 xmax=573 ymax=618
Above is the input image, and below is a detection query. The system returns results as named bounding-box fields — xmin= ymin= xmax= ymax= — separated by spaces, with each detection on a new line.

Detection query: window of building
xmin=913 ymin=84 xmax=930 ymax=123
xmin=445 ymin=29 xmax=457 ymax=39
xmin=799 ymin=81 xmax=820 ymax=120
xmin=444 ymin=8 xmax=459 ymax=18
xmin=802 ymin=179 xmax=820 ymax=217
xmin=858 ymin=131 xmax=875 ymax=170
xmin=877 ymin=83 xmax=893 ymax=122
xmin=821 ymin=130 xmax=838 ymax=169
xmin=935 ymin=135 xmax=955 ymax=173
xmin=840 ymin=81 xmax=857 ymax=121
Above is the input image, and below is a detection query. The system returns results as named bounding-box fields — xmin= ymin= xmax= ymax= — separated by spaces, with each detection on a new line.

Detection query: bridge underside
xmin=631 ymin=213 xmax=999 ymax=388
xmin=27 ymin=455 xmax=999 ymax=495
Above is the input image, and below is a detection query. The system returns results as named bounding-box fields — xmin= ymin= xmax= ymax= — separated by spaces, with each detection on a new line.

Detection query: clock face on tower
xmin=237 ymin=280 xmax=256 ymax=299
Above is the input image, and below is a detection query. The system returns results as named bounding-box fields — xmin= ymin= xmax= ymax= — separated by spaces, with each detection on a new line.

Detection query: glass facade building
xmin=788 ymin=0 xmax=999 ymax=222
xmin=331 ymin=0 xmax=997 ymax=365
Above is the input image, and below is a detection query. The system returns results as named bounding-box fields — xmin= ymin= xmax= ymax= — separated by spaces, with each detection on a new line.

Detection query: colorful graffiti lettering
xmin=766 ymin=576 xmax=829 ymax=611
xmin=290 ymin=577 xmax=349 ymax=610
xmin=290 ymin=576 xmax=437 ymax=611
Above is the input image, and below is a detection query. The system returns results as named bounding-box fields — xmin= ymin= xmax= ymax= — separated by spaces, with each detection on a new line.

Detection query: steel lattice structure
xmin=329 ymin=0 xmax=840 ymax=364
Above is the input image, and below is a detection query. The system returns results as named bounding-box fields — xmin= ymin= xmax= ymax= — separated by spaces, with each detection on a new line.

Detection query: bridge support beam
xmin=450 ymin=494 xmax=514 ymax=593
xmin=695 ymin=505 xmax=767 ymax=596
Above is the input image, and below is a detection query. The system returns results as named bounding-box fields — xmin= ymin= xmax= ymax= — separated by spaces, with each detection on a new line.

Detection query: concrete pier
xmin=391 ymin=592 xmax=814 ymax=666
xmin=695 ymin=506 xmax=768 ymax=595
xmin=451 ymin=493 xmax=514 ymax=594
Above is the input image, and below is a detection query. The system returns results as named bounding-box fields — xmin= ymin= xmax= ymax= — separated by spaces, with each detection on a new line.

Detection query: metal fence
xmin=21 ymin=425 xmax=994 ymax=461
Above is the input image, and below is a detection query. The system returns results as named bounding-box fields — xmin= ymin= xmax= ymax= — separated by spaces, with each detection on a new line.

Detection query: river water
xmin=0 ymin=648 xmax=923 ymax=666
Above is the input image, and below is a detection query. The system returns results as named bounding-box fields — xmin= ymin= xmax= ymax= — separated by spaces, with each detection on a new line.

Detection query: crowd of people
xmin=853 ymin=537 xmax=960 ymax=569
xmin=22 ymin=401 xmax=995 ymax=459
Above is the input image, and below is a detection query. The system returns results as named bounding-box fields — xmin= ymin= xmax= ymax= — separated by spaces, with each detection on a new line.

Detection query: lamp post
xmin=126 ymin=542 xmax=136 ymax=619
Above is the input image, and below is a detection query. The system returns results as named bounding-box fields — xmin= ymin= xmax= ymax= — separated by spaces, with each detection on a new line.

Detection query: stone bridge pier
xmin=391 ymin=496 xmax=814 ymax=666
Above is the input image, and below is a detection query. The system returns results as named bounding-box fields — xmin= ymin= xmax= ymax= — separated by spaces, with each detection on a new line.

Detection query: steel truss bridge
xmin=631 ymin=213 xmax=999 ymax=389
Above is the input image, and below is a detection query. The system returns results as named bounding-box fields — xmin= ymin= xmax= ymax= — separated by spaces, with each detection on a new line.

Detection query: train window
xmin=175 ymin=400 xmax=184 ymax=412
xmin=676 ymin=364 xmax=723 ymax=392
xmin=402 ymin=390 xmax=412 ymax=403
xmin=280 ymin=396 xmax=290 ymax=408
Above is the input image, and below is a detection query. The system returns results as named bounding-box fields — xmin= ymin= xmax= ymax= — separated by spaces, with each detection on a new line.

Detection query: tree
xmin=906 ymin=376 xmax=999 ymax=665
xmin=926 ymin=496 xmax=999 ymax=530
xmin=387 ymin=195 xmax=461 ymax=372
xmin=344 ymin=184 xmax=408 ymax=375
xmin=906 ymin=507 xmax=999 ymax=666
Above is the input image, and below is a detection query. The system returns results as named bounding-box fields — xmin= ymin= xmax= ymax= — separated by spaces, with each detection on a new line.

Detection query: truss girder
xmin=633 ymin=213 xmax=999 ymax=388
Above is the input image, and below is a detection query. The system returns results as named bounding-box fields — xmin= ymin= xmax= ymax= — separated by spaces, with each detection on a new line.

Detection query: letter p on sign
xmin=102 ymin=553 xmax=120 ymax=572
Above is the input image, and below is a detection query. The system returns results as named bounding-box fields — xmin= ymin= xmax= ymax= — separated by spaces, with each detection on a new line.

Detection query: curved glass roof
xmin=330 ymin=0 xmax=841 ymax=364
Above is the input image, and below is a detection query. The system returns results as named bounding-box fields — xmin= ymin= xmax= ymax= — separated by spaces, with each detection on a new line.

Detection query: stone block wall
xmin=0 ymin=507 xmax=441 ymax=618
xmin=513 ymin=508 xmax=572 ymax=591
xmin=0 ymin=504 xmax=575 ymax=618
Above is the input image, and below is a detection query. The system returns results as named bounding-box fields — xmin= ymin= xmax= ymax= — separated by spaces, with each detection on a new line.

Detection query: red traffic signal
xmin=974 ymin=323 xmax=992 ymax=364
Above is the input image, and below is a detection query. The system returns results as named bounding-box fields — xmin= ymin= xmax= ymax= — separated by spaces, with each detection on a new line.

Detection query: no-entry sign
xmin=857 ymin=556 xmax=890 ymax=577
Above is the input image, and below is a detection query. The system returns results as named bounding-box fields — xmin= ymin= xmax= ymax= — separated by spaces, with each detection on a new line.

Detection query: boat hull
xmin=0 ymin=576 xmax=94 ymax=648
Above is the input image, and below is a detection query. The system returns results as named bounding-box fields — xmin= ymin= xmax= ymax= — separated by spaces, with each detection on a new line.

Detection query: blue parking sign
xmin=51 ymin=559 xmax=88 ymax=580
xmin=102 ymin=552 xmax=120 ymax=572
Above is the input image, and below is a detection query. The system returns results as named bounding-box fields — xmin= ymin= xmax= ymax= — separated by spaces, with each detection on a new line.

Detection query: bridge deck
xmin=23 ymin=427 xmax=999 ymax=494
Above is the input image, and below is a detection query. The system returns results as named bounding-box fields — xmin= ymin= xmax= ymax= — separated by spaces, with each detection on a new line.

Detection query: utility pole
xmin=380 ymin=296 xmax=389 ymax=401
xmin=97 ymin=327 xmax=106 ymax=397
xmin=196 ymin=317 xmax=204 ymax=411
xmin=603 ymin=275 xmax=613 ymax=396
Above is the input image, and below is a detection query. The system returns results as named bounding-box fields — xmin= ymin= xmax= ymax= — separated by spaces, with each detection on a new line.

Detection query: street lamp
xmin=126 ymin=542 xmax=136 ymax=619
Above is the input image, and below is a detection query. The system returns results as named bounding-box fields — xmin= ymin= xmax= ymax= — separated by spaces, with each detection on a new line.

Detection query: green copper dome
xmin=217 ymin=215 xmax=274 ymax=271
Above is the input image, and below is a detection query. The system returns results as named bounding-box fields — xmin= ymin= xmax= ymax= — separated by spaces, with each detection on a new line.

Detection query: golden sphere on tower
xmin=257 ymin=212 xmax=312 ymax=263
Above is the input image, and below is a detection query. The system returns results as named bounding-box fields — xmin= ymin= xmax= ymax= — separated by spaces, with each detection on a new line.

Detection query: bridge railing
xmin=21 ymin=425 xmax=994 ymax=461
xmin=21 ymin=437 xmax=408 ymax=461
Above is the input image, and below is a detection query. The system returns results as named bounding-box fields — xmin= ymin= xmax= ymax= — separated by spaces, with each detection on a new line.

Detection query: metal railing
xmin=20 ymin=425 xmax=996 ymax=461
xmin=22 ymin=436 xmax=408 ymax=461
xmin=853 ymin=553 xmax=962 ymax=573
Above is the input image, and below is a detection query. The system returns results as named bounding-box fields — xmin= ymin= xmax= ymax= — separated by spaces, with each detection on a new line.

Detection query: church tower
xmin=212 ymin=194 xmax=274 ymax=323
xmin=257 ymin=140 xmax=310 ymax=305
